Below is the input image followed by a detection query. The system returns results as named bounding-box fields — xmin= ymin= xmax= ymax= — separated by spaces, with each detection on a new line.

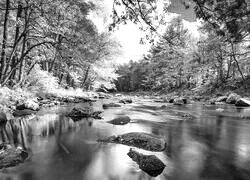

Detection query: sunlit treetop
xmin=110 ymin=0 xmax=250 ymax=44
xmin=110 ymin=0 xmax=172 ymax=44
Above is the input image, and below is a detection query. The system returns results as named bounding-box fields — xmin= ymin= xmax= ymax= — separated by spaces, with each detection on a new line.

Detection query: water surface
xmin=0 ymin=98 xmax=250 ymax=180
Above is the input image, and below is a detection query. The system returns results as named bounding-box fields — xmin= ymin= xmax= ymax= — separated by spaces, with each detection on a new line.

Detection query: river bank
xmin=0 ymin=87 xmax=107 ymax=122
xmin=120 ymin=87 xmax=250 ymax=106
xmin=1 ymin=86 xmax=250 ymax=124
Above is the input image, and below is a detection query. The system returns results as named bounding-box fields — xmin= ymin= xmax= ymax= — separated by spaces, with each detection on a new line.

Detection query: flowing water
xmin=0 ymin=98 xmax=250 ymax=180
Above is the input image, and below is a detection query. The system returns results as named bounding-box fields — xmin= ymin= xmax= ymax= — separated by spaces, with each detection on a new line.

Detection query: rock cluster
xmin=209 ymin=93 xmax=250 ymax=107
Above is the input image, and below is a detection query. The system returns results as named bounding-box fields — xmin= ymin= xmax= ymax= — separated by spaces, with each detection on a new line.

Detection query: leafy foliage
xmin=115 ymin=15 xmax=250 ymax=93
xmin=0 ymin=0 xmax=120 ymax=91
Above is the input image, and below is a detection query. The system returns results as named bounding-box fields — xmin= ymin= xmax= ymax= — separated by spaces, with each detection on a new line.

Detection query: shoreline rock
xmin=235 ymin=98 xmax=250 ymax=107
xmin=16 ymin=99 xmax=40 ymax=111
xmin=226 ymin=93 xmax=241 ymax=104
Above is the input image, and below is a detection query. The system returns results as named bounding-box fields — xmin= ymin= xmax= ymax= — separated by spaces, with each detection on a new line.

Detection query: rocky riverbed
xmin=0 ymin=92 xmax=250 ymax=180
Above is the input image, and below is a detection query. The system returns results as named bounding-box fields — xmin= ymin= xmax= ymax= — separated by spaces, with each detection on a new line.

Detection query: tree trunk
xmin=231 ymin=42 xmax=245 ymax=84
xmin=18 ymin=7 xmax=28 ymax=83
xmin=59 ymin=74 xmax=64 ymax=84
xmin=82 ymin=65 xmax=91 ymax=87
xmin=0 ymin=0 xmax=10 ymax=83
xmin=17 ymin=34 xmax=26 ymax=84
xmin=10 ymin=1 xmax=23 ymax=81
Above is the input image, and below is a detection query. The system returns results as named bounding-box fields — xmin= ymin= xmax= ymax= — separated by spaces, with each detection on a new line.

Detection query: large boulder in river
xmin=98 ymin=132 xmax=166 ymax=152
xmin=103 ymin=103 xmax=121 ymax=109
xmin=0 ymin=144 xmax=28 ymax=169
xmin=226 ymin=93 xmax=241 ymax=104
xmin=235 ymin=98 xmax=250 ymax=107
xmin=16 ymin=99 xmax=40 ymax=111
xmin=127 ymin=149 xmax=165 ymax=177
xmin=68 ymin=107 xmax=103 ymax=119
xmin=68 ymin=107 xmax=93 ymax=118
xmin=108 ymin=116 xmax=131 ymax=125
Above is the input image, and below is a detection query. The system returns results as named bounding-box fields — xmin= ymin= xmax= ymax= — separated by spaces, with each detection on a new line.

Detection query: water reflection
xmin=0 ymin=102 xmax=250 ymax=180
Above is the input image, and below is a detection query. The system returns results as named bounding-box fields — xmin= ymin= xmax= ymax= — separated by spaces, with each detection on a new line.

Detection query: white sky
xmin=89 ymin=0 xmax=201 ymax=64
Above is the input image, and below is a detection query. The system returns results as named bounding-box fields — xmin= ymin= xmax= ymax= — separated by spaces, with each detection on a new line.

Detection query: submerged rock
xmin=0 ymin=144 xmax=28 ymax=169
xmin=68 ymin=107 xmax=103 ymax=119
xmin=103 ymin=103 xmax=121 ymax=109
xmin=108 ymin=116 xmax=131 ymax=125
xmin=127 ymin=149 xmax=165 ymax=177
xmin=98 ymin=132 xmax=166 ymax=152
xmin=235 ymin=98 xmax=250 ymax=107
xmin=119 ymin=99 xmax=132 ymax=104
xmin=226 ymin=93 xmax=241 ymax=104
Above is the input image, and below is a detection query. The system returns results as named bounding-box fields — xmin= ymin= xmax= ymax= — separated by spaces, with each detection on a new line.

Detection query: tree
xmin=115 ymin=18 xmax=194 ymax=92
xmin=192 ymin=0 xmax=250 ymax=42
xmin=0 ymin=0 xmax=121 ymax=90
xmin=113 ymin=0 xmax=250 ymax=91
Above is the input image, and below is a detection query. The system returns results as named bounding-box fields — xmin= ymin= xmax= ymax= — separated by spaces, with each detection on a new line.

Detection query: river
xmin=0 ymin=97 xmax=250 ymax=180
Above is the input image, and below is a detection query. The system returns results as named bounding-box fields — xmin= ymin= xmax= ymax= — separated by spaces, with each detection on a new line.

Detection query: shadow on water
xmin=0 ymin=101 xmax=250 ymax=180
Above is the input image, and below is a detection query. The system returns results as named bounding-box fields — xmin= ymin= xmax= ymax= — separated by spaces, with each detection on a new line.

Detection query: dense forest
xmin=0 ymin=0 xmax=250 ymax=95
xmin=0 ymin=0 xmax=119 ymax=93
xmin=114 ymin=0 xmax=250 ymax=95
